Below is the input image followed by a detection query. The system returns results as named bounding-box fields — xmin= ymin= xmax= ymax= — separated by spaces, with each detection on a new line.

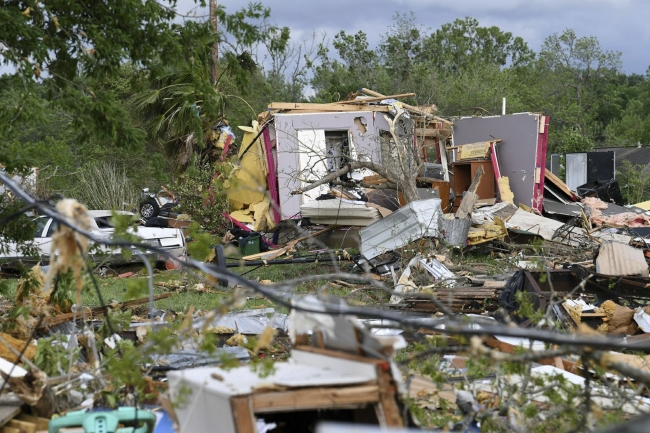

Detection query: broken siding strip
xmin=532 ymin=115 xmax=550 ymax=212
xmin=262 ymin=127 xmax=281 ymax=224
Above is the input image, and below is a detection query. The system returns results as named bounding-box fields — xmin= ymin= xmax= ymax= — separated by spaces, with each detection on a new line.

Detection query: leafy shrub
xmin=173 ymin=163 xmax=231 ymax=234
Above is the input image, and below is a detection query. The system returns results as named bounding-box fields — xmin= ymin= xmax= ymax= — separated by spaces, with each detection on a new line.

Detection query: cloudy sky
xmin=183 ymin=0 xmax=650 ymax=74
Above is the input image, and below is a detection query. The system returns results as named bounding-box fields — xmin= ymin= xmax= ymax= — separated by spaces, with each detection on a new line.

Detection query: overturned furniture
xmin=168 ymin=347 xmax=403 ymax=433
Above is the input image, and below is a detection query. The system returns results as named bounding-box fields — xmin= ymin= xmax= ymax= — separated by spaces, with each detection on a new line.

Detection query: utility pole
xmin=209 ymin=0 xmax=219 ymax=86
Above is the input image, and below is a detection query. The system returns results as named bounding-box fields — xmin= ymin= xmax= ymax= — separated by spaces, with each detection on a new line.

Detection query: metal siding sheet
xmin=565 ymin=153 xmax=587 ymax=192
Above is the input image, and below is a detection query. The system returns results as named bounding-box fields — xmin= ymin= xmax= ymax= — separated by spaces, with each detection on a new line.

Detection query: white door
xmin=297 ymin=129 xmax=328 ymax=204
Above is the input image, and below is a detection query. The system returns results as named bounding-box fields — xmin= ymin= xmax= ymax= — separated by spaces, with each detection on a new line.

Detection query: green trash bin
xmin=240 ymin=234 xmax=261 ymax=256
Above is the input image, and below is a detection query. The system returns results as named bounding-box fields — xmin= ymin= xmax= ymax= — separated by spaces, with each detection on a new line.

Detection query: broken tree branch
xmin=291 ymin=161 xmax=398 ymax=195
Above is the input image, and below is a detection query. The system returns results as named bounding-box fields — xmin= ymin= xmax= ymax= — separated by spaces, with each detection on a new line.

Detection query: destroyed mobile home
xmin=6 ymin=91 xmax=650 ymax=433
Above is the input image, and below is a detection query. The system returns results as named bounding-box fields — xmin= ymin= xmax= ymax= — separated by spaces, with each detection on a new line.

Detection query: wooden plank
xmin=15 ymin=415 xmax=48 ymax=431
xmin=293 ymin=346 xmax=385 ymax=365
xmin=231 ymin=396 xmax=256 ymax=433
xmin=268 ymin=102 xmax=389 ymax=112
xmin=252 ymin=385 xmax=380 ymax=412
xmin=416 ymin=128 xmax=443 ymax=137
xmin=455 ymin=141 xmax=500 ymax=161
xmin=544 ymin=170 xmax=578 ymax=201
xmin=339 ymin=93 xmax=415 ymax=104
xmin=0 ymin=427 xmax=20 ymax=433
xmin=486 ymin=337 xmax=576 ymax=371
xmin=376 ymin=369 xmax=403 ymax=427
xmin=8 ymin=420 xmax=35 ymax=433
xmin=241 ymin=247 xmax=288 ymax=261
xmin=0 ymin=394 xmax=22 ymax=428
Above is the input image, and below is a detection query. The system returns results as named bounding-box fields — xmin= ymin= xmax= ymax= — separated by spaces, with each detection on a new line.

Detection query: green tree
xmin=420 ymin=17 xmax=535 ymax=73
xmin=311 ymin=31 xmax=389 ymax=102
xmin=130 ymin=8 xmax=288 ymax=171
xmin=0 ymin=0 xmax=182 ymax=156
xmin=537 ymin=29 xmax=622 ymax=151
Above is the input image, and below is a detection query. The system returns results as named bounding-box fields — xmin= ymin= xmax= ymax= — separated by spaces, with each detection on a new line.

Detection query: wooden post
xmin=231 ymin=396 xmax=256 ymax=433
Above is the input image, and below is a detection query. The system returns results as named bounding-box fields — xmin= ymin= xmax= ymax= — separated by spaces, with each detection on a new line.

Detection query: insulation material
xmin=467 ymin=223 xmax=505 ymax=245
xmin=599 ymin=300 xmax=638 ymax=335
xmin=228 ymin=210 xmax=253 ymax=223
xmin=596 ymin=242 xmax=649 ymax=277
xmin=300 ymin=198 xmax=381 ymax=226
xmin=497 ymin=177 xmax=515 ymax=204
xmin=252 ymin=197 xmax=274 ymax=231
xmin=222 ymin=122 xmax=278 ymax=230
xmin=584 ymin=197 xmax=650 ymax=227
xmin=224 ymin=122 xmax=268 ymax=206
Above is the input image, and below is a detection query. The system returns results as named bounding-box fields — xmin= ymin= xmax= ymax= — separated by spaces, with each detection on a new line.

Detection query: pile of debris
xmin=8 ymin=89 xmax=650 ymax=432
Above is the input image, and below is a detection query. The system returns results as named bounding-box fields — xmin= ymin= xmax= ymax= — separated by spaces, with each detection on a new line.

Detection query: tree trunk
xmin=210 ymin=0 xmax=219 ymax=86
xmin=383 ymin=111 xmax=420 ymax=204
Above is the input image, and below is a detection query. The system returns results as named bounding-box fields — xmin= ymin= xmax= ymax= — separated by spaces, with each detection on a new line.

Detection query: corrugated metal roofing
xmin=595 ymin=242 xmax=649 ymax=277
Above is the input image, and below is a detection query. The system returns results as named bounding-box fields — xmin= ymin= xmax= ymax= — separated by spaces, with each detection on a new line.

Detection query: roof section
xmin=595 ymin=146 xmax=650 ymax=174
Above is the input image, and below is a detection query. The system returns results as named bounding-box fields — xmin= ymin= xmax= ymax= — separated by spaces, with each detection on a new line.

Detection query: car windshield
xmin=46 ymin=220 xmax=58 ymax=237
xmin=34 ymin=218 xmax=48 ymax=238
xmin=94 ymin=216 xmax=114 ymax=229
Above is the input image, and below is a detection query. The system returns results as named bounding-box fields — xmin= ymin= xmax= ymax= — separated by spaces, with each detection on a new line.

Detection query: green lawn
xmin=1 ymin=259 xmax=366 ymax=315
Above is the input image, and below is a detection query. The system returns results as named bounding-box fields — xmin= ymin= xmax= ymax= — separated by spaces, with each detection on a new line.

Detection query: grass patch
xmin=0 ymin=259 xmax=365 ymax=315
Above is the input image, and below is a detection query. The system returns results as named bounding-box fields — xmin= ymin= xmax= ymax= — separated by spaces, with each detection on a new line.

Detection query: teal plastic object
xmin=48 ymin=407 xmax=156 ymax=433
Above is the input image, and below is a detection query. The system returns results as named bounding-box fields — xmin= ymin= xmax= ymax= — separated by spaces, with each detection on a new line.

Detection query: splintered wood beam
xmin=252 ymin=385 xmax=380 ymax=413
xmin=231 ymin=396 xmax=256 ymax=433
xmin=339 ymin=93 xmax=415 ymax=104
xmin=455 ymin=165 xmax=484 ymax=219
xmin=360 ymin=88 xmax=454 ymax=125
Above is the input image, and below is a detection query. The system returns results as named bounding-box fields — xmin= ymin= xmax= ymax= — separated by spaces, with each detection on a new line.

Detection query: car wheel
xmin=140 ymin=199 xmax=160 ymax=220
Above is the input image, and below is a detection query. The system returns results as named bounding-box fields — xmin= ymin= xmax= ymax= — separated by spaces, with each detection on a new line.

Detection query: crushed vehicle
xmin=138 ymin=186 xmax=180 ymax=221
xmin=0 ymin=210 xmax=186 ymax=270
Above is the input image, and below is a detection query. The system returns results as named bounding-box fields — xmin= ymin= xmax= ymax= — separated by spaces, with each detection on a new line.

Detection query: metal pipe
xmin=225 ymin=256 xmax=345 ymax=267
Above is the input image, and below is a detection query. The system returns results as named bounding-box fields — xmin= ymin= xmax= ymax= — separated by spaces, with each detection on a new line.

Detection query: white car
xmin=0 ymin=210 xmax=186 ymax=269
